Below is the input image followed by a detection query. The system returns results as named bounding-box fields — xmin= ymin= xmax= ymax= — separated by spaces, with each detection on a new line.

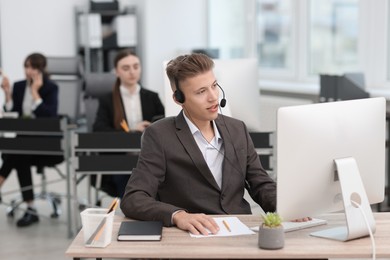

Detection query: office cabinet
xmin=75 ymin=3 xmax=139 ymax=73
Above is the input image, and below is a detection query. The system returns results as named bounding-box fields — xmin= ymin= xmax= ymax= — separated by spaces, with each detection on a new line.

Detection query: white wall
xmin=0 ymin=0 xmax=207 ymax=104
xmin=141 ymin=0 xmax=208 ymax=104
xmin=0 ymin=0 xmax=87 ymax=82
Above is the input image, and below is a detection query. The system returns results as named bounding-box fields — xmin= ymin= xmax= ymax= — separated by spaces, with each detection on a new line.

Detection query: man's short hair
xmin=166 ymin=53 xmax=214 ymax=91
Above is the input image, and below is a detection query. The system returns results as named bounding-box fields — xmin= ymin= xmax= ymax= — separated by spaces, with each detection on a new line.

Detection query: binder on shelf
xmin=114 ymin=14 xmax=137 ymax=47
xmin=78 ymin=13 xmax=102 ymax=48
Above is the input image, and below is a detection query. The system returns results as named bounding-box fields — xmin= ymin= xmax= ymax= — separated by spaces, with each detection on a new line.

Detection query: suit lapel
xmin=215 ymin=116 xmax=240 ymax=192
xmin=14 ymin=82 xmax=27 ymax=114
xmin=175 ymin=112 xmax=220 ymax=191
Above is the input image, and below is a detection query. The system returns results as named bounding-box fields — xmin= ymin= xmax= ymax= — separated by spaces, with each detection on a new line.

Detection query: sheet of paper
xmin=189 ymin=216 xmax=255 ymax=238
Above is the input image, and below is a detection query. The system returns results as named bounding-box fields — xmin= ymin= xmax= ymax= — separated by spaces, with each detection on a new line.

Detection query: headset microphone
xmin=217 ymin=84 xmax=227 ymax=108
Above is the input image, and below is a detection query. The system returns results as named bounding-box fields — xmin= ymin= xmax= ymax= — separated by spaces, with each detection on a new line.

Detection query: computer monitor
xmin=338 ymin=73 xmax=370 ymax=100
xmin=276 ymin=97 xmax=386 ymax=241
xmin=213 ymin=58 xmax=262 ymax=131
xmin=192 ymin=48 xmax=220 ymax=59
xmin=319 ymin=73 xmax=369 ymax=102
xmin=163 ymin=58 xmax=263 ymax=132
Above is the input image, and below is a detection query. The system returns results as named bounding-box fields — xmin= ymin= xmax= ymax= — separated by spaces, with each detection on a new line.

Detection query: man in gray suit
xmin=120 ymin=53 xmax=276 ymax=235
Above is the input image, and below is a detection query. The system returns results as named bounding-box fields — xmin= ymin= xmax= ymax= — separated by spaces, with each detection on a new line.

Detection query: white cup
xmin=80 ymin=208 xmax=114 ymax=248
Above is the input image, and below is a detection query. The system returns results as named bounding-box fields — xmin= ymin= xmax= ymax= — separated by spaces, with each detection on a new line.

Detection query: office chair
xmin=46 ymin=56 xmax=84 ymax=124
xmin=81 ymin=73 xmax=118 ymax=205
xmin=84 ymin=72 xmax=116 ymax=132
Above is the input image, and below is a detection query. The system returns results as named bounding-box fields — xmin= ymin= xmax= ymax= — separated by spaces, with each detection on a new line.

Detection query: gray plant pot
xmin=258 ymin=225 xmax=285 ymax=250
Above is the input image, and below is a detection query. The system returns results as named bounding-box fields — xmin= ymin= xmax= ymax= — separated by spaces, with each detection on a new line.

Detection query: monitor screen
xmin=276 ymin=97 xmax=385 ymax=240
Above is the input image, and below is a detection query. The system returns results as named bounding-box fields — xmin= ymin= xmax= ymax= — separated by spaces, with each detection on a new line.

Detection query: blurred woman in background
xmin=0 ymin=53 xmax=62 ymax=227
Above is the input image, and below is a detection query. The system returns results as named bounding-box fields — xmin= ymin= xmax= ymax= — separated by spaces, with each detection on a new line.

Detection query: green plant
xmin=260 ymin=212 xmax=283 ymax=228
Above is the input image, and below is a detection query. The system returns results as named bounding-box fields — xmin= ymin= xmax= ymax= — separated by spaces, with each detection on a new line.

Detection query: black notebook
xmin=117 ymin=221 xmax=163 ymax=241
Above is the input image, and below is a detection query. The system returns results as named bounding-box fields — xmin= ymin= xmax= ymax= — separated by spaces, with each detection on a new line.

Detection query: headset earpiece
xmin=174 ymin=90 xmax=185 ymax=104
xmin=174 ymin=77 xmax=185 ymax=103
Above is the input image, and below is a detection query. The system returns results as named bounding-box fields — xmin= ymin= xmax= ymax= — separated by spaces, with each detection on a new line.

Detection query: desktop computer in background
xmin=319 ymin=73 xmax=369 ymax=102
xmin=192 ymin=49 xmax=220 ymax=59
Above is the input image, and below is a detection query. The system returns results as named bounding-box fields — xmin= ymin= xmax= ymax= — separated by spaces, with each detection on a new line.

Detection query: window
xmin=309 ymin=0 xmax=360 ymax=75
xmin=208 ymin=0 xmax=390 ymax=88
xmin=208 ymin=0 xmax=249 ymax=59
xmin=388 ymin=2 xmax=390 ymax=80
xmin=256 ymin=0 xmax=293 ymax=70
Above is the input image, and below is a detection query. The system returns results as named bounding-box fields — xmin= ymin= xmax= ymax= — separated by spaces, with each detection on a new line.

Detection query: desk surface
xmin=66 ymin=213 xmax=390 ymax=259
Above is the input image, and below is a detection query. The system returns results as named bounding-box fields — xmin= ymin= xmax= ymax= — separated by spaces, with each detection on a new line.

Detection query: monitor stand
xmin=310 ymin=157 xmax=376 ymax=241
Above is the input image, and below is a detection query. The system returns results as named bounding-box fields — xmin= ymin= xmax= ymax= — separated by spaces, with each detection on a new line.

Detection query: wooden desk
xmin=66 ymin=213 xmax=390 ymax=259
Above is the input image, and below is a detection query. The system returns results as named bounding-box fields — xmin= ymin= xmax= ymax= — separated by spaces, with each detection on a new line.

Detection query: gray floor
xmin=0 ymin=162 xmax=119 ymax=260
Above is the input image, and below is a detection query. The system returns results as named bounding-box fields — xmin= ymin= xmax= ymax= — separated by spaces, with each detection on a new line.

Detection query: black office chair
xmin=77 ymin=73 xmax=117 ymax=204
xmin=84 ymin=72 xmax=116 ymax=132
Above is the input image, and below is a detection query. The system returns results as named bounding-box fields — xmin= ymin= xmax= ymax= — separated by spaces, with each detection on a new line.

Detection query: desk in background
xmin=69 ymin=132 xmax=141 ymax=236
xmin=66 ymin=213 xmax=390 ymax=259
xmin=0 ymin=117 xmax=72 ymax=238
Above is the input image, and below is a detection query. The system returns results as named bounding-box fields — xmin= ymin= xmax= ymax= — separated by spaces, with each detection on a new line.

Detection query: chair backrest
xmin=47 ymin=57 xmax=84 ymax=76
xmin=84 ymin=73 xmax=116 ymax=132
xmin=249 ymin=132 xmax=275 ymax=179
xmin=47 ymin=57 xmax=84 ymax=124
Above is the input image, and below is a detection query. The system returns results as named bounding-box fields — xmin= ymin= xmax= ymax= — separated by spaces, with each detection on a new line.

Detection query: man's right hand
xmin=172 ymin=211 xmax=220 ymax=236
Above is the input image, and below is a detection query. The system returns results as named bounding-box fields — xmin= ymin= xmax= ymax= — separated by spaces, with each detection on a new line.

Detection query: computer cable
xmin=351 ymin=200 xmax=376 ymax=260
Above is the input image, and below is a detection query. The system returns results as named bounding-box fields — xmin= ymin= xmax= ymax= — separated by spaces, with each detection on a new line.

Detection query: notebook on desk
xmin=251 ymin=218 xmax=327 ymax=233
xmin=117 ymin=221 xmax=163 ymax=241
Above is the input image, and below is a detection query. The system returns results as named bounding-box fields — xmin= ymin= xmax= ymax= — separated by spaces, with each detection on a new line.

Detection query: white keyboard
xmin=251 ymin=218 xmax=327 ymax=233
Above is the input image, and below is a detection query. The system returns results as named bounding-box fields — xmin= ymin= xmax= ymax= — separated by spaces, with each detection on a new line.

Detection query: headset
xmin=174 ymin=77 xmax=227 ymax=108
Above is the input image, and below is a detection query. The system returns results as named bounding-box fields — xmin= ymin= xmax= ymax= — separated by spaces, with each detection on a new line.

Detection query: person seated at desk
xmin=0 ymin=53 xmax=63 ymax=227
xmin=120 ymin=53 xmax=277 ymax=235
xmin=93 ymin=49 xmax=165 ymax=198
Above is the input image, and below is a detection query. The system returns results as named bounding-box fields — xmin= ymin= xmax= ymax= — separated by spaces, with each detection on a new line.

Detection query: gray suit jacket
xmin=120 ymin=111 xmax=276 ymax=226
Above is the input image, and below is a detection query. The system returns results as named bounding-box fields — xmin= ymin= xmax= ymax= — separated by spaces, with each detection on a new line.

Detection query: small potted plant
xmin=258 ymin=212 xmax=284 ymax=250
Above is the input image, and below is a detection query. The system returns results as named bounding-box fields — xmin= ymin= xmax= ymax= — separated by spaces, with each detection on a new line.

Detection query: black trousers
xmin=0 ymin=154 xmax=63 ymax=202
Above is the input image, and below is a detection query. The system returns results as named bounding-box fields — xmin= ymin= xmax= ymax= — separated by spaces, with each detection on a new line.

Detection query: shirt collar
xmin=183 ymin=112 xmax=222 ymax=141
xmin=119 ymin=84 xmax=140 ymax=96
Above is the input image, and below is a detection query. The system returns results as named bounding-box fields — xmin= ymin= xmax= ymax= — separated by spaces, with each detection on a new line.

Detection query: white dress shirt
xmin=183 ymin=112 xmax=224 ymax=189
xmin=120 ymin=84 xmax=143 ymax=130
xmin=5 ymin=82 xmax=42 ymax=117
